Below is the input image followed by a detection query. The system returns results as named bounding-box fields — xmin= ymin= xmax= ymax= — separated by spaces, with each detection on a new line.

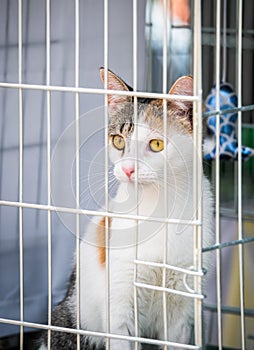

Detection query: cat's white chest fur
xmin=110 ymin=182 xmax=169 ymax=250
xmin=78 ymin=173 xmax=212 ymax=350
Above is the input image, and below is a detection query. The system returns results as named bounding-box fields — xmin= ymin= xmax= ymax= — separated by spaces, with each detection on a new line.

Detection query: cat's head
xmin=100 ymin=68 xmax=194 ymax=186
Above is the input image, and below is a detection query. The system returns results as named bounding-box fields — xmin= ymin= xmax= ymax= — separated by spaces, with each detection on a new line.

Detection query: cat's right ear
xmin=100 ymin=68 xmax=132 ymax=111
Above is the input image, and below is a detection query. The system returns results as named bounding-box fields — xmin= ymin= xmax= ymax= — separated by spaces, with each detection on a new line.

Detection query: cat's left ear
xmin=100 ymin=68 xmax=132 ymax=113
xmin=168 ymin=76 xmax=193 ymax=123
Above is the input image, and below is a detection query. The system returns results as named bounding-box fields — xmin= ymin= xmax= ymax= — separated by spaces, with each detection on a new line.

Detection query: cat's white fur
xmin=67 ymin=119 xmax=213 ymax=350
xmin=39 ymin=71 xmax=213 ymax=350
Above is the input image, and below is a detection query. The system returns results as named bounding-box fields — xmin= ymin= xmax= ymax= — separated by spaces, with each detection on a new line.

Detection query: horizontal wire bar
xmin=204 ymin=303 xmax=254 ymax=318
xmin=202 ymin=236 xmax=254 ymax=253
xmin=219 ymin=208 xmax=254 ymax=221
xmin=147 ymin=25 xmax=254 ymax=36
xmin=1 ymin=114 xmax=253 ymax=153
xmin=134 ymin=282 xmax=204 ymax=300
xmin=134 ymin=260 xmax=204 ymax=276
xmin=145 ymin=22 xmax=191 ymax=30
xmin=202 ymin=27 xmax=254 ymax=36
xmin=0 ymin=318 xmax=200 ymax=349
xmin=0 ymin=200 xmax=201 ymax=226
xmin=0 ymin=82 xmax=199 ymax=101
xmin=203 ymin=103 xmax=254 ymax=117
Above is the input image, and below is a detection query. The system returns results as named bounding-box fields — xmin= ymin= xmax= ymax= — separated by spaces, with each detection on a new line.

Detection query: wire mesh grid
xmin=0 ymin=0 xmax=253 ymax=349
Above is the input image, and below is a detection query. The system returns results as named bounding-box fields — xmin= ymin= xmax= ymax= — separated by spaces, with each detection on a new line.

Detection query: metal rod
xmin=134 ymin=282 xmax=204 ymax=300
xmin=0 ymin=199 xmax=202 ymax=225
xmin=0 ymin=318 xmax=200 ymax=350
xmin=75 ymin=1 xmax=80 ymax=349
xmin=222 ymin=0 xmax=227 ymax=82
xmin=202 ymin=27 xmax=254 ymax=36
xmin=162 ymin=1 xmax=168 ymax=348
xmin=0 ymin=82 xmax=199 ymax=101
xmin=193 ymin=0 xmax=203 ymax=347
xmin=18 ymin=0 xmax=24 ymax=348
xmin=103 ymin=1 xmax=110 ymax=349
xmin=236 ymin=0 xmax=246 ymax=347
xmin=215 ymin=0 xmax=222 ymax=348
xmin=202 ymin=236 xmax=254 ymax=253
xmin=134 ymin=260 xmax=204 ymax=276
xmin=168 ymin=0 xmax=173 ymax=85
xmin=132 ymin=1 xmax=139 ymax=349
xmin=46 ymin=0 xmax=52 ymax=348
xmin=203 ymin=103 xmax=254 ymax=117
xmin=204 ymin=304 xmax=254 ymax=318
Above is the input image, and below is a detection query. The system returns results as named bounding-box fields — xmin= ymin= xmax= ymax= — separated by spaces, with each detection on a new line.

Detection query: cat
xmin=38 ymin=69 xmax=213 ymax=350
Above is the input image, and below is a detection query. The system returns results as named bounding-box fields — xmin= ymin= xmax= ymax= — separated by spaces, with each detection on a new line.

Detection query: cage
xmin=0 ymin=0 xmax=253 ymax=349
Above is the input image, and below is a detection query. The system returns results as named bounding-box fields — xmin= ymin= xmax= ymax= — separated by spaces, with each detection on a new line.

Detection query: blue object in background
xmin=204 ymin=81 xmax=254 ymax=161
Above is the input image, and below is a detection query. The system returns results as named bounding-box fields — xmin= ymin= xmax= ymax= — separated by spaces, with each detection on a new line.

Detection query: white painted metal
xmin=236 ymin=0 xmax=246 ymax=348
xmin=75 ymin=1 xmax=80 ymax=349
xmin=215 ymin=0 xmax=222 ymax=348
xmin=192 ymin=0 xmax=203 ymax=347
xmin=18 ymin=0 xmax=24 ymax=348
xmin=46 ymin=0 xmax=52 ymax=348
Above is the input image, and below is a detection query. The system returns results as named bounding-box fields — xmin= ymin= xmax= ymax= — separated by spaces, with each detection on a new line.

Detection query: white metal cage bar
xmin=0 ymin=317 xmax=201 ymax=350
xmin=215 ymin=0 xmax=222 ymax=349
xmin=46 ymin=0 xmax=52 ymax=349
xmin=0 ymin=199 xmax=202 ymax=225
xmin=236 ymin=0 xmax=246 ymax=348
xmin=132 ymin=1 xmax=139 ymax=350
xmin=18 ymin=0 xmax=24 ymax=348
xmin=192 ymin=0 xmax=203 ymax=347
xmin=103 ymin=1 xmax=110 ymax=349
xmin=162 ymin=1 xmax=168 ymax=349
xmin=75 ymin=0 xmax=81 ymax=349
xmin=0 ymin=81 xmax=199 ymax=101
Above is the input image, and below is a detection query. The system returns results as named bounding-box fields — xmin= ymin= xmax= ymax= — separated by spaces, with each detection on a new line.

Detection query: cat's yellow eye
xmin=149 ymin=139 xmax=164 ymax=152
xmin=112 ymin=134 xmax=125 ymax=151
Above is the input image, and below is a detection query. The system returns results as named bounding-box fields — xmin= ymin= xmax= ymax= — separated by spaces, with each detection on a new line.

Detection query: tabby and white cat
xmin=39 ymin=69 xmax=213 ymax=349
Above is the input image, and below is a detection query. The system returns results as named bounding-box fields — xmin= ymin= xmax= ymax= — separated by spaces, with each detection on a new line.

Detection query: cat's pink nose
xmin=122 ymin=167 xmax=134 ymax=179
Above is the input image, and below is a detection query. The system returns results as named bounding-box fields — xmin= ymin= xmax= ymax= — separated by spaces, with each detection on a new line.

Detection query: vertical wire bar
xmin=192 ymin=0 xmax=203 ymax=347
xmin=221 ymin=0 xmax=227 ymax=83
xmin=75 ymin=0 xmax=81 ymax=349
xmin=18 ymin=0 xmax=24 ymax=348
xmin=168 ymin=0 xmax=172 ymax=85
xmin=132 ymin=1 xmax=139 ymax=349
xmin=189 ymin=0 xmax=194 ymax=79
xmin=0 ymin=2 xmax=10 ymax=199
xmin=103 ymin=1 xmax=110 ymax=349
xmin=215 ymin=0 xmax=223 ymax=348
xmin=236 ymin=0 xmax=246 ymax=347
xmin=146 ymin=0 xmax=153 ymax=92
xmin=46 ymin=0 xmax=52 ymax=348
xmin=162 ymin=1 xmax=168 ymax=348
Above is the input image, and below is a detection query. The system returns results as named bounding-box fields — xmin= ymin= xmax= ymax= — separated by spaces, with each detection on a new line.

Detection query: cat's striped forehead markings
xmin=145 ymin=99 xmax=193 ymax=135
xmin=119 ymin=120 xmax=133 ymax=136
xmin=96 ymin=216 xmax=111 ymax=267
xmin=108 ymin=98 xmax=193 ymax=141
xmin=108 ymin=99 xmax=159 ymax=137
